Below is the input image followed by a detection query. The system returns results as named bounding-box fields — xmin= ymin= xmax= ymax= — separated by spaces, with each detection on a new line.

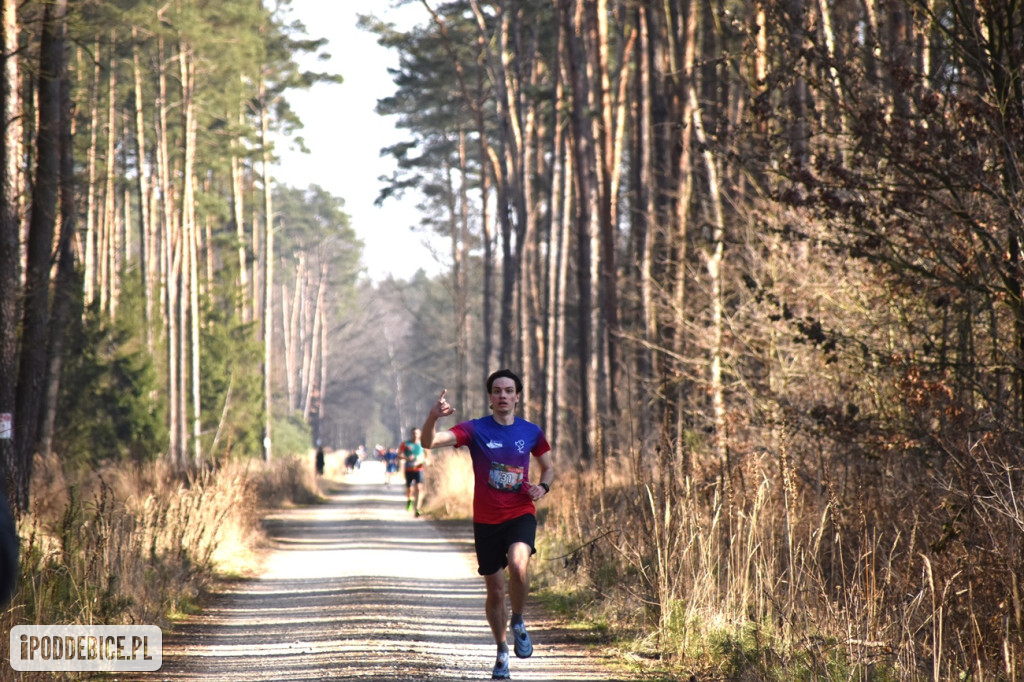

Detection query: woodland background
xmin=0 ymin=0 xmax=1022 ymax=679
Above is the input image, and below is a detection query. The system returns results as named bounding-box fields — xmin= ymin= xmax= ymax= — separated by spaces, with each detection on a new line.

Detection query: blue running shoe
xmin=512 ymin=621 xmax=533 ymax=658
xmin=492 ymin=650 xmax=510 ymax=679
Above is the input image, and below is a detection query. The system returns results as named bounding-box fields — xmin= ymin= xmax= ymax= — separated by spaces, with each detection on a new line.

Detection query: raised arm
xmin=421 ymin=389 xmax=457 ymax=449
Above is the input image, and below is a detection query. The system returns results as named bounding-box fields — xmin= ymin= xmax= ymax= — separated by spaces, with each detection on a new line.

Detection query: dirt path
xmin=141 ymin=462 xmax=633 ymax=681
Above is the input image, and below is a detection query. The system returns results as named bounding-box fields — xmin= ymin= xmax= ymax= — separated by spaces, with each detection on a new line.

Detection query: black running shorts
xmin=405 ymin=470 xmax=424 ymax=486
xmin=474 ymin=513 xmax=537 ymax=576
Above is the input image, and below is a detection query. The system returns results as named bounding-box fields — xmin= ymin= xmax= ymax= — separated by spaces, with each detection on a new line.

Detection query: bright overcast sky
xmin=272 ymin=0 xmax=445 ymax=282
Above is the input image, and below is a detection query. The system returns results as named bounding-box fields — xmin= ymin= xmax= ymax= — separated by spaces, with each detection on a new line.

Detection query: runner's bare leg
xmin=484 ymin=570 xmax=509 ymax=645
xmin=506 ymin=542 xmax=531 ymax=616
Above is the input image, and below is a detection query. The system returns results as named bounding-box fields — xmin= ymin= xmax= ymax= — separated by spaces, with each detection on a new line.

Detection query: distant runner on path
xmin=421 ymin=368 xmax=555 ymax=680
xmin=399 ymin=427 xmax=428 ymax=516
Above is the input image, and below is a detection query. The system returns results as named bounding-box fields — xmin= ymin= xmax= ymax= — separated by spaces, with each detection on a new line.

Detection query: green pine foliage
xmin=198 ymin=300 xmax=264 ymax=460
xmin=54 ymin=286 xmax=166 ymax=470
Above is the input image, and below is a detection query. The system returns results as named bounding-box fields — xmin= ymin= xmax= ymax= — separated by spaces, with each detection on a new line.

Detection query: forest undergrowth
xmin=3 ymin=431 xmax=1019 ymax=682
xmin=428 ymin=428 xmax=1023 ymax=681
xmin=0 ymin=451 xmax=323 ymax=681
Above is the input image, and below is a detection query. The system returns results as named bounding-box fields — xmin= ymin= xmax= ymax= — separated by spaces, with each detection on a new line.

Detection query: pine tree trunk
xmin=563 ymin=0 xmax=597 ymax=461
xmin=38 ymin=10 xmax=75 ymax=461
xmin=477 ymin=91 xmax=494 ymax=378
xmin=468 ymin=1 xmax=523 ymax=370
xmin=815 ymin=0 xmax=848 ymax=159
xmin=101 ymin=38 xmax=118 ymax=317
xmin=0 ymin=0 xmax=22 ymax=504
xmin=552 ymin=150 xmax=572 ymax=453
xmin=640 ymin=1 xmax=677 ymax=451
xmin=423 ymin=0 xmax=495 ymax=382
xmin=589 ymin=0 xmax=621 ymax=427
xmin=635 ymin=4 xmax=656 ymax=395
xmin=672 ymin=0 xmax=697 ymax=472
xmin=14 ymin=0 xmax=66 ymax=511
xmin=784 ymin=0 xmax=809 ymax=169
xmin=542 ymin=23 xmax=566 ymax=441
xmin=83 ymin=40 xmax=100 ymax=309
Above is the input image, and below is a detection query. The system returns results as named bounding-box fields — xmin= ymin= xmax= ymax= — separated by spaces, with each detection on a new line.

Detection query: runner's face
xmin=489 ymin=378 xmax=519 ymax=413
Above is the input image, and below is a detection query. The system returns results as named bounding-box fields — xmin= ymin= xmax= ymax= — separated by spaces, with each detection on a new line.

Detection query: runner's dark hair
xmin=486 ymin=368 xmax=523 ymax=394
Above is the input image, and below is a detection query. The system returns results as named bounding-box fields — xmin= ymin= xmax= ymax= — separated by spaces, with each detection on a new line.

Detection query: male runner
xmin=421 ymin=369 xmax=555 ymax=679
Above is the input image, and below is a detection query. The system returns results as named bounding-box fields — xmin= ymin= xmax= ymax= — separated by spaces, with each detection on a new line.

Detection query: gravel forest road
xmin=139 ymin=462 xmax=635 ymax=681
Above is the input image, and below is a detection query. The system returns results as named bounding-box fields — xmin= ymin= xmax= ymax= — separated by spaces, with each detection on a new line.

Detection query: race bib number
xmin=488 ymin=461 xmax=524 ymax=492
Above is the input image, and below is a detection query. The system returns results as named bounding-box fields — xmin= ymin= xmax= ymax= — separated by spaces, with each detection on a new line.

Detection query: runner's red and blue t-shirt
xmin=449 ymin=416 xmax=550 ymax=525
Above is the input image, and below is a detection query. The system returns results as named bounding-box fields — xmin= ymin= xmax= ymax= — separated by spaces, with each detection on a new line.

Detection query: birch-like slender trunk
xmin=281 ymin=280 xmax=294 ymax=409
xmin=283 ymin=253 xmax=304 ymax=411
xmin=299 ymin=258 xmax=313 ymax=412
xmin=156 ymin=31 xmax=181 ymax=467
xmin=317 ymin=302 xmax=327 ymax=442
xmin=232 ymin=94 xmax=249 ymax=323
xmin=455 ymin=129 xmax=470 ymax=413
xmin=250 ymin=198 xmax=261 ymax=326
xmin=302 ymin=264 xmax=325 ymax=423
xmin=518 ymin=62 xmax=538 ymax=414
xmin=690 ymin=84 xmax=729 ymax=481
xmin=545 ymin=98 xmax=571 ymax=449
xmin=259 ymin=80 xmax=274 ymax=462
xmin=179 ymin=46 xmax=201 ymax=466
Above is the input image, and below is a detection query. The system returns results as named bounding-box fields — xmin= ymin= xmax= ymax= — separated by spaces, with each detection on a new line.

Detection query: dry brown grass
xmin=0 ymin=451 xmax=321 ymax=681
xmin=527 ymin=430 xmax=1024 ymax=681
xmin=422 ymin=447 xmax=475 ymax=519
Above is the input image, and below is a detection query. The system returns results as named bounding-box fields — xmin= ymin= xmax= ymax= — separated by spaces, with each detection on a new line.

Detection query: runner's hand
xmin=431 ymin=389 xmax=455 ymax=420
